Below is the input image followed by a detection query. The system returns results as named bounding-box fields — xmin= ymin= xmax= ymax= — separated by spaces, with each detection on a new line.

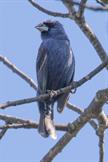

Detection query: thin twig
xmin=99 ymin=134 xmax=104 ymax=162
xmin=66 ymin=102 xmax=82 ymax=113
xmin=62 ymin=0 xmax=76 ymax=15
xmin=96 ymin=118 xmax=106 ymax=162
xmin=0 ymin=96 xmax=37 ymax=109
xmin=0 ymin=121 xmax=12 ymax=140
xmin=96 ymin=0 xmax=108 ymax=6
xmin=0 ymin=123 xmax=67 ymax=132
xmin=0 ymin=114 xmax=67 ymax=132
xmin=57 ymin=0 xmax=108 ymax=11
xmin=77 ymin=0 xmax=88 ymax=17
xmin=98 ymin=128 xmax=105 ymax=162
xmin=96 ymin=109 xmax=108 ymax=162
xmin=28 ymin=0 xmax=69 ymax=17
xmin=96 ymin=105 xmax=108 ymax=162
xmin=0 ymin=127 xmax=8 ymax=139
xmin=0 ymin=55 xmax=37 ymax=90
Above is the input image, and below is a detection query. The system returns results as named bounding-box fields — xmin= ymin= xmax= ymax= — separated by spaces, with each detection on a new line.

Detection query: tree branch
xmin=0 ymin=55 xmax=37 ymax=90
xmin=96 ymin=111 xmax=108 ymax=162
xmin=97 ymin=126 xmax=105 ymax=162
xmin=66 ymin=102 xmax=82 ymax=113
xmin=96 ymin=0 xmax=108 ymax=6
xmin=0 ymin=114 xmax=67 ymax=132
xmin=0 ymin=126 xmax=8 ymax=139
xmin=58 ymin=0 xmax=108 ymax=12
xmin=74 ymin=19 xmax=108 ymax=67
xmin=0 ymin=123 xmax=68 ymax=132
xmin=28 ymin=0 xmax=69 ymax=17
xmin=62 ymin=1 xmax=108 ymax=68
xmin=40 ymin=88 xmax=108 ymax=162
xmin=30 ymin=0 xmax=108 ymax=13
xmin=67 ymin=102 xmax=98 ymax=130
xmin=0 ymin=60 xmax=107 ymax=110
xmin=77 ymin=0 xmax=88 ymax=17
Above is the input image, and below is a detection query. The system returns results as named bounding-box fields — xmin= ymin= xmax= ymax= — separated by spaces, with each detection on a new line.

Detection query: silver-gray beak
xmin=35 ymin=24 xmax=49 ymax=32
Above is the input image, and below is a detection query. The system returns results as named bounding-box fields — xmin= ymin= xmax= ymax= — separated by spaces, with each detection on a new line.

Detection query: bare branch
xmin=57 ymin=0 xmax=108 ymax=11
xmin=82 ymin=4 xmax=108 ymax=11
xmin=67 ymin=102 xmax=98 ymax=130
xmin=96 ymin=0 xmax=108 ymax=6
xmin=0 ymin=123 xmax=37 ymax=129
xmin=0 ymin=114 xmax=31 ymax=124
xmin=62 ymin=0 xmax=76 ymax=15
xmin=66 ymin=102 xmax=82 ymax=113
xmin=0 ymin=114 xmax=67 ymax=132
xmin=77 ymin=0 xmax=88 ymax=17
xmin=40 ymin=88 xmax=108 ymax=162
xmin=0 ymin=121 xmax=13 ymax=139
xmin=0 ymin=127 xmax=8 ymax=139
xmin=0 ymin=96 xmax=37 ymax=109
xmin=28 ymin=0 xmax=69 ymax=17
xmin=96 ymin=111 xmax=108 ymax=162
xmin=60 ymin=1 xmax=108 ymax=68
xmin=98 ymin=111 xmax=108 ymax=127
xmin=0 ymin=55 xmax=37 ymax=90
xmin=98 ymin=130 xmax=104 ymax=162
xmin=74 ymin=19 xmax=108 ymax=67
xmin=0 ymin=123 xmax=68 ymax=132
xmin=0 ymin=60 xmax=108 ymax=110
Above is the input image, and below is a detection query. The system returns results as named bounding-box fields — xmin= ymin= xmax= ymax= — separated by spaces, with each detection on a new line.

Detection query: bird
xmin=35 ymin=20 xmax=75 ymax=139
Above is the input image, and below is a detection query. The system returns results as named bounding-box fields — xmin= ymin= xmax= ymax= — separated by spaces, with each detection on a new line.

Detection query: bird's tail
xmin=57 ymin=93 xmax=69 ymax=113
xmin=37 ymin=99 xmax=57 ymax=139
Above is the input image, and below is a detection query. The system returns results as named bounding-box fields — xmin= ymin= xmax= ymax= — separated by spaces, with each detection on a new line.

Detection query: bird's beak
xmin=35 ymin=24 xmax=49 ymax=32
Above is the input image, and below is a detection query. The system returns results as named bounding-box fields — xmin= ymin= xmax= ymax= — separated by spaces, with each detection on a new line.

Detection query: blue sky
xmin=0 ymin=0 xmax=108 ymax=162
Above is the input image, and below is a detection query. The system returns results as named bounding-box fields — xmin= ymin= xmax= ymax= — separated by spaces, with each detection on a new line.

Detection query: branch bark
xmin=67 ymin=102 xmax=98 ymax=130
xmin=28 ymin=0 xmax=69 ymax=17
xmin=0 ymin=114 xmax=67 ymax=132
xmin=40 ymin=88 xmax=108 ymax=162
xmin=77 ymin=0 xmax=88 ymax=17
xmin=0 ymin=60 xmax=107 ymax=110
xmin=0 ymin=55 xmax=37 ymax=90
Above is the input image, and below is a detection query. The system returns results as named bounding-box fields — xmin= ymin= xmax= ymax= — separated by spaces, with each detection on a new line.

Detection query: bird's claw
xmin=47 ymin=90 xmax=58 ymax=99
xmin=70 ymin=88 xmax=77 ymax=94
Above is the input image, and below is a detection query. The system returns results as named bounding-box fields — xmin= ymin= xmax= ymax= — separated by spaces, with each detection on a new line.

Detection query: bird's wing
xmin=56 ymin=48 xmax=75 ymax=113
xmin=36 ymin=43 xmax=48 ymax=93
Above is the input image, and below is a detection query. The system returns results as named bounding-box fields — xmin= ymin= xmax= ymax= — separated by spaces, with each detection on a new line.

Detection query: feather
xmin=36 ymin=20 xmax=75 ymax=139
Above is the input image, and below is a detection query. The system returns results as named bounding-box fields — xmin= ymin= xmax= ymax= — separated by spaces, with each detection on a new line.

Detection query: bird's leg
xmin=44 ymin=103 xmax=50 ymax=115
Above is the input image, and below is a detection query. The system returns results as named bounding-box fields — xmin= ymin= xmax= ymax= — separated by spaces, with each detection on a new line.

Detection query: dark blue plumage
xmin=36 ymin=20 xmax=75 ymax=139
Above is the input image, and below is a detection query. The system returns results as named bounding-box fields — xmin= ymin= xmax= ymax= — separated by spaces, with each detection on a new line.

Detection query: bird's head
xmin=35 ymin=20 xmax=68 ymax=40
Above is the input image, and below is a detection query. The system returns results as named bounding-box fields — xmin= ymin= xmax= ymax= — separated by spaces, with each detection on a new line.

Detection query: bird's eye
xmin=43 ymin=22 xmax=54 ymax=28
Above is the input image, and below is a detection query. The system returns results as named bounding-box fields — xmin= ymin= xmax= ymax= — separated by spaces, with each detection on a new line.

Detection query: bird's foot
xmin=46 ymin=90 xmax=58 ymax=100
xmin=70 ymin=88 xmax=77 ymax=94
